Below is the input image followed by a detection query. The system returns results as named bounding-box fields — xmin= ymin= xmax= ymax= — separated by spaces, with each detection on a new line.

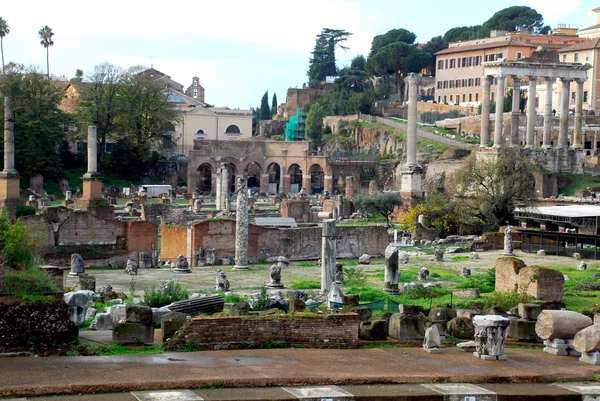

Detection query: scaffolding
xmin=285 ymin=108 xmax=307 ymax=141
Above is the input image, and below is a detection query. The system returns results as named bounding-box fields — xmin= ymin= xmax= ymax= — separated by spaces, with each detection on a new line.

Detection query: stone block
xmin=161 ymin=312 xmax=187 ymax=342
xmin=359 ymin=320 xmax=388 ymax=340
xmin=125 ymin=304 xmax=153 ymax=325
xmin=495 ymin=257 xmax=526 ymax=292
xmin=579 ymin=351 xmax=600 ymax=365
xmin=290 ymin=299 xmax=306 ymax=314
xmin=68 ymin=306 xmax=86 ymax=325
xmin=113 ymin=322 xmax=154 ymax=345
xmin=152 ymin=307 xmax=171 ymax=327
xmin=85 ymin=308 xmax=97 ymax=319
xmin=399 ymin=304 xmax=423 ymax=315
xmin=388 ymin=312 xmax=427 ymax=340
xmin=64 ymin=290 xmax=95 ymax=308
xmin=350 ymin=306 xmax=372 ymax=322
xmin=78 ymin=274 xmax=96 ymax=292
xmin=90 ymin=312 xmax=113 ymax=331
xmin=456 ymin=309 xmax=481 ymax=319
xmin=344 ymin=294 xmax=360 ymax=308
xmin=428 ymin=307 xmax=456 ymax=322
xmin=507 ymin=318 xmax=539 ymax=341
xmin=518 ymin=303 xmax=542 ymax=320
xmin=452 ymin=288 xmax=481 ymax=299
xmin=447 ymin=317 xmax=475 ymax=339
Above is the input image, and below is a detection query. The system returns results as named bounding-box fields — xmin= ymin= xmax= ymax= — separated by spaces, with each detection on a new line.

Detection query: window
xmin=450 ymin=95 xmax=453 ymax=102
xmin=516 ymin=52 xmax=522 ymax=59
xmin=456 ymin=79 xmax=460 ymax=88
xmin=574 ymin=53 xmax=579 ymax=62
xmin=475 ymin=78 xmax=481 ymax=86
xmin=462 ymin=94 xmax=466 ymax=102
xmin=462 ymin=57 xmax=468 ymax=67
xmin=497 ymin=52 xmax=503 ymax=59
xmin=468 ymin=57 xmax=473 ymax=67
xmin=445 ymin=59 xmax=448 ymax=69
xmin=195 ymin=129 xmax=206 ymax=140
xmin=437 ymin=81 xmax=442 ymax=89
xmin=450 ymin=59 xmax=456 ymax=68
xmin=438 ymin=60 xmax=444 ymax=70
xmin=443 ymin=81 xmax=448 ymax=89
xmin=193 ymin=88 xmax=198 ymax=99
xmin=438 ymin=96 xmax=441 ymax=103
xmin=462 ymin=79 xmax=467 ymax=87
xmin=475 ymin=93 xmax=479 ymax=102
xmin=193 ymin=80 xmax=198 ymax=87
xmin=444 ymin=95 xmax=447 ymax=103
xmin=468 ymin=78 xmax=474 ymax=87
xmin=225 ymin=124 xmax=241 ymax=134
xmin=449 ymin=80 xmax=455 ymax=88
xmin=469 ymin=93 xmax=472 ymax=102
xmin=563 ymin=54 xmax=567 ymax=62
xmin=584 ymin=91 xmax=589 ymax=103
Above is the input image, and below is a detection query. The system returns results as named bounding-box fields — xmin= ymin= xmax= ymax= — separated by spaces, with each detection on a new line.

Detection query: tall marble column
xmin=510 ymin=76 xmax=521 ymax=146
xmin=400 ymin=73 xmax=423 ymax=198
xmin=526 ymin=77 xmax=537 ymax=149
xmin=3 ymin=96 xmax=15 ymax=173
xmin=320 ymin=219 xmax=337 ymax=295
xmin=216 ymin=163 xmax=229 ymax=211
xmin=85 ymin=126 xmax=98 ymax=176
xmin=573 ymin=79 xmax=584 ymax=149
xmin=480 ymin=76 xmax=493 ymax=147
xmin=543 ymin=77 xmax=554 ymax=148
xmin=406 ymin=73 xmax=418 ymax=167
xmin=558 ymin=77 xmax=570 ymax=148
xmin=233 ymin=177 xmax=249 ymax=271
xmin=493 ymin=75 xmax=506 ymax=147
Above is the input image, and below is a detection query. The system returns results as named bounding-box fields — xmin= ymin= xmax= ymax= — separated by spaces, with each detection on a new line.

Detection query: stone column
xmin=543 ymin=77 xmax=554 ymax=148
xmin=3 ymin=96 xmax=15 ymax=173
xmin=302 ymin=174 xmax=311 ymax=195
xmin=406 ymin=73 xmax=419 ymax=167
xmin=86 ymin=126 xmax=98 ymax=176
xmin=324 ymin=174 xmax=333 ymax=194
xmin=493 ymin=75 xmax=506 ymax=147
xmin=573 ymin=79 xmax=584 ymax=149
xmin=279 ymin=166 xmax=286 ymax=194
xmin=259 ymin=174 xmax=269 ymax=195
xmin=345 ymin=176 xmax=355 ymax=198
xmin=558 ymin=77 xmax=570 ymax=148
xmin=320 ymin=219 xmax=337 ymax=295
xmin=220 ymin=164 xmax=229 ymax=210
xmin=480 ymin=76 xmax=493 ymax=147
xmin=526 ymin=77 xmax=537 ymax=149
xmin=233 ymin=177 xmax=249 ymax=270
xmin=510 ymin=76 xmax=521 ymax=146
xmin=336 ymin=194 xmax=343 ymax=219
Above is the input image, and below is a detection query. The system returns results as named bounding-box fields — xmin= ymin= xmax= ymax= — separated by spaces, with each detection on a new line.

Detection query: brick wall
xmin=126 ymin=221 xmax=158 ymax=253
xmin=280 ymin=200 xmax=310 ymax=221
xmin=57 ymin=211 xmax=125 ymax=247
xmin=161 ymin=225 xmax=188 ymax=261
xmin=495 ymin=257 xmax=564 ymax=300
xmin=164 ymin=314 xmax=359 ymax=351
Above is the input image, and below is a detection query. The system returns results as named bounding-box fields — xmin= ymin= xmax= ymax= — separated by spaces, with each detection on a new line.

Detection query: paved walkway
xmin=1 ymin=348 xmax=599 ymax=399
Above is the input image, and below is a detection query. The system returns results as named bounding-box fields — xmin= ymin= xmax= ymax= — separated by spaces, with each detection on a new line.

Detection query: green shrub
xmin=141 ymin=281 xmax=188 ymax=308
xmin=15 ymin=205 xmax=36 ymax=218
xmin=344 ymin=266 xmax=367 ymax=287
xmin=252 ymin=287 xmax=272 ymax=311
xmin=0 ymin=214 xmax=34 ymax=269
xmin=345 ymin=286 xmax=388 ymax=302
xmin=403 ymin=284 xmax=449 ymax=300
xmin=0 ymin=269 xmax=57 ymax=296
xmin=221 ymin=293 xmax=247 ymax=304
xmin=483 ymin=291 xmax=530 ymax=311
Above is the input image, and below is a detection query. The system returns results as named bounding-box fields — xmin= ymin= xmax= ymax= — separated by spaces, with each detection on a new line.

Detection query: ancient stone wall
xmin=164 ymin=314 xmax=359 ymax=351
xmin=0 ymin=296 xmax=78 ymax=351
xmin=495 ymin=257 xmax=564 ymax=300
xmin=161 ymin=221 xmax=388 ymax=262
xmin=255 ymin=120 xmax=287 ymax=137
xmin=126 ymin=221 xmax=159 ymax=253
xmin=495 ymin=257 xmax=525 ymax=292
xmin=280 ymin=200 xmax=311 ymax=222
xmin=56 ymin=211 xmax=125 ymax=247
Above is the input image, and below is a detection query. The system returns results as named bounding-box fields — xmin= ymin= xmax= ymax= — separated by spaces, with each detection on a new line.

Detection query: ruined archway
xmin=267 ymin=162 xmax=281 ymax=194
xmin=309 ymin=164 xmax=324 ymax=194
xmin=197 ymin=163 xmax=212 ymax=194
xmin=288 ymin=164 xmax=303 ymax=194
xmin=245 ymin=162 xmax=262 ymax=194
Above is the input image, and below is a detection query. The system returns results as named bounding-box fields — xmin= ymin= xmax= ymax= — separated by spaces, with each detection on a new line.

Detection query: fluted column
xmin=573 ymin=79 xmax=584 ymax=149
xmin=558 ymin=77 xmax=570 ymax=148
xmin=493 ymin=75 xmax=506 ymax=147
xmin=480 ymin=76 xmax=493 ymax=147
xmin=406 ymin=73 xmax=419 ymax=167
xmin=543 ymin=77 xmax=553 ymax=148
xmin=510 ymin=76 xmax=521 ymax=146
xmin=3 ymin=96 xmax=15 ymax=173
xmin=526 ymin=77 xmax=537 ymax=148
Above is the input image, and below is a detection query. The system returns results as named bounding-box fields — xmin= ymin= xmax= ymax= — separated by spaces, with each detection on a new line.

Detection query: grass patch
xmin=0 ymin=269 xmax=57 ymax=297
xmin=448 ymin=255 xmax=470 ymax=262
xmin=289 ymin=280 xmax=321 ymax=290
xmin=556 ymin=173 xmax=600 ymax=196
xmin=67 ymin=344 xmax=163 ymax=356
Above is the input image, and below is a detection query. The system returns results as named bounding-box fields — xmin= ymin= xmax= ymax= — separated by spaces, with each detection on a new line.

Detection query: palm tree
xmin=0 ymin=18 xmax=9 ymax=74
xmin=38 ymin=25 xmax=54 ymax=79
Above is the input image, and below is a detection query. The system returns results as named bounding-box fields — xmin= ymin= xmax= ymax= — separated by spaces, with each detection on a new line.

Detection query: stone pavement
xmin=2 ymin=348 xmax=600 ymax=399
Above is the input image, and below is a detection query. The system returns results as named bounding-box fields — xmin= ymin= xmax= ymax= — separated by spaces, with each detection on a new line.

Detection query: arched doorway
xmin=267 ymin=163 xmax=281 ymax=194
xmin=309 ymin=164 xmax=324 ymax=194
xmin=197 ymin=163 xmax=212 ymax=194
xmin=288 ymin=164 xmax=302 ymax=194
xmin=245 ymin=162 xmax=261 ymax=194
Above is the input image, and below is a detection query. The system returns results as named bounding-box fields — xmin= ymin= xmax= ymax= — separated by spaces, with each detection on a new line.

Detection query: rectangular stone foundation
xmin=473 ymin=352 xmax=508 ymax=361
xmin=543 ymin=339 xmax=581 ymax=356
xmin=400 ymin=170 xmax=423 ymax=198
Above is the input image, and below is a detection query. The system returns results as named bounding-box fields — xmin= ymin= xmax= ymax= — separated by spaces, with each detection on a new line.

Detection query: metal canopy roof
xmin=254 ymin=217 xmax=298 ymax=228
xmin=515 ymin=205 xmax=600 ymax=218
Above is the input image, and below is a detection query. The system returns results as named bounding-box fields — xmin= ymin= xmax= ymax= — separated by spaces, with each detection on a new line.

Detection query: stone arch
xmin=225 ymin=124 xmax=241 ymax=134
xmin=309 ymin=164 xmax=324 ymax=193
xmin=196 ymin=163 xmax=213 ymax=194
xmin=267 ymin=162 xmax=281 ymax=194
xmin=288 ymin=164 xmax=303 ymax=194
xmin=244 ymin=162 xmax=262 ymax=193
xmin=195 ymin=129 xmax=206 ymax=140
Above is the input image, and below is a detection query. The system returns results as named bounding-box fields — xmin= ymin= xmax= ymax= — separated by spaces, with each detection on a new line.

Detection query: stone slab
xmin=131 ymin=390 xmax=204 ymax=401
xmin=580 ymin=352 xmax=600 ymax=365
xmin=424 ymin=383 xmax=496 ymax=400
xmin=282 ymin=385 xmax=354 ymax=400
xmin=556 ymin=382 xmax=600 ymax=396
xmin=480 ymin=383 xmax=581 ymax=401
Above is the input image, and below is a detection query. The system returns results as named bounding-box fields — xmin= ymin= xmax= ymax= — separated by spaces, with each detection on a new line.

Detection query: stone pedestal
xmin=472 ymin=315 xmax=510 ymax=361
xmin=400 ymin=166 xmax=423 ymax=198
xmin=543 ymin=338 xmax=581 ymax=356
xmin=78 ymin=176 xmax=103 ymax=209
xmin=579 ymin=351 xmax=600 ymax=365
xmin=0 ymin=172 xmax=21 ymax=219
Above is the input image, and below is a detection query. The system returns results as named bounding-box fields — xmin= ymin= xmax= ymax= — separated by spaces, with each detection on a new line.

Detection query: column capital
xmin=559 ymin=76 xmax=572 ymax=83
xmin=406 ymin=73 xmax=420 ymax=85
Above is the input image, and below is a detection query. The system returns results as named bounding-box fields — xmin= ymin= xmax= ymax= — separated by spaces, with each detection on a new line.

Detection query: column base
xmin=400 ymin=165 xmax=423 ymax=198
xmin=233 ymin=265 xmax=249 ymax=271
xmin=0 ymin=172 xmax=23 ymax=220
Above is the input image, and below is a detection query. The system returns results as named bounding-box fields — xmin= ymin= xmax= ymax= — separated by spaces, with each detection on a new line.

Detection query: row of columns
xmin=480 ymin=75 xmax=585 ymax=149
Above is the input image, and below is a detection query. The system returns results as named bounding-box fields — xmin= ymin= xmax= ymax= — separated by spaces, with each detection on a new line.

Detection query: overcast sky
xmin=0 ymin=0 xmax=592 ymax=109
